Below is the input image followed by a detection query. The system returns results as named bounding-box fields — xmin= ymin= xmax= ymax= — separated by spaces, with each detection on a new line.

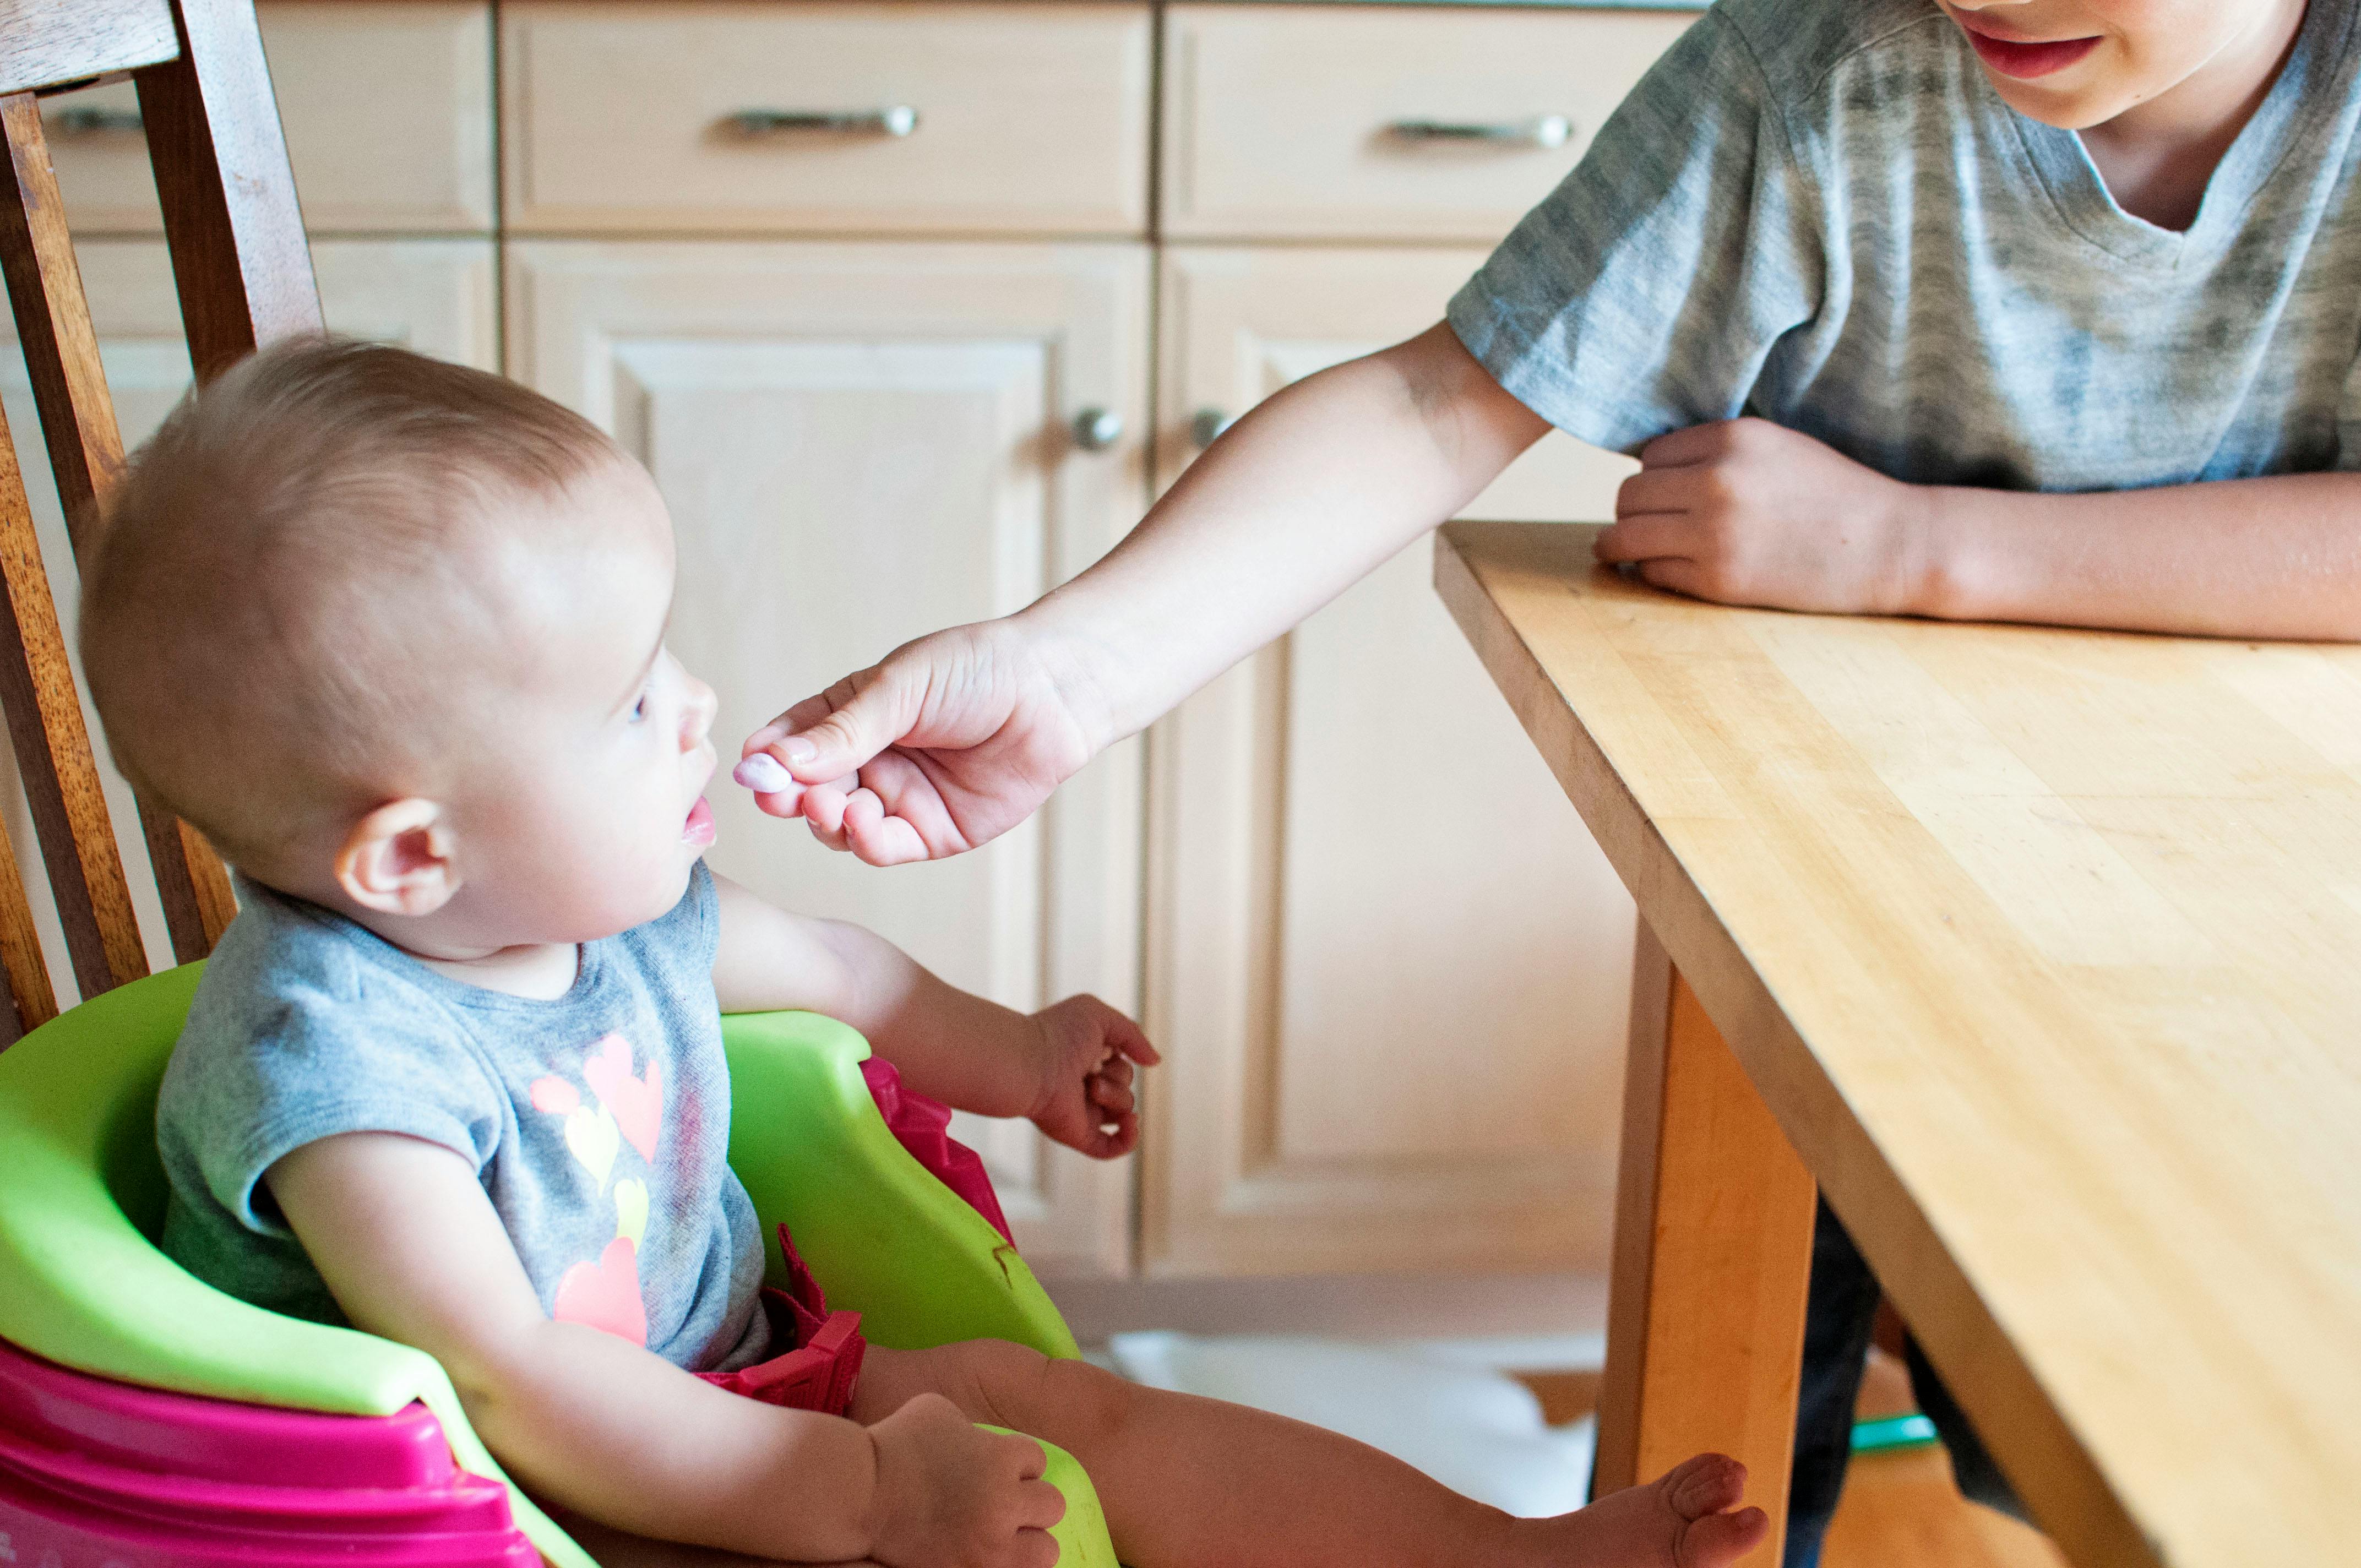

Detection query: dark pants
xmin=1784 ymin=1197 xmax=2026 ymax=1568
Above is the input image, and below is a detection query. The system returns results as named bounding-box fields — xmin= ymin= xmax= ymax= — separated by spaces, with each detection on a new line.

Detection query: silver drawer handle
xmin=48 ymin=106 xmax=144 ymax=137
xmin=1385 ymin=114 xmax=1572 ymax=150
xmin=1071 ymin=407 xmax=1125 ymax=451
xmin=724 ymin=106 xmax=920 ymax=139
xmin=1190 ymin=409 xmax=1235 ymax=450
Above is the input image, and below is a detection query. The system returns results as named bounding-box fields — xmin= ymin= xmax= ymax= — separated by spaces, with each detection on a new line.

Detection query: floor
xmin=1514 ymin=1352 xmax=2067 ymax=1568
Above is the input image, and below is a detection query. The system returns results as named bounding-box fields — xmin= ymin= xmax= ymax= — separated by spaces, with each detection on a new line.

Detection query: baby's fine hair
xmin=81 ymin=336 xmax=624 ymax=873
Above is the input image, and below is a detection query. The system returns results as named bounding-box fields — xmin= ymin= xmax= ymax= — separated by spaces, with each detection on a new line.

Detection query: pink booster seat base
xmin=0 ymin=1336 xmax=536 ymax=1568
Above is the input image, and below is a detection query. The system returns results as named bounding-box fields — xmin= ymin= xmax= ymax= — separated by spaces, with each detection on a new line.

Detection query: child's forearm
xmin=269 ymin=1133 xmax=897 ymax=1562
xmin=1022 ymin=321 xmax=1549 ymax=749
xmin=812 ymin=920 xmax=1047 ymax=1118
xmin=1917 ymin=471 xmax=2361 ymax=639
xmin=451 ymin=1320 xmax=886 ymax=1560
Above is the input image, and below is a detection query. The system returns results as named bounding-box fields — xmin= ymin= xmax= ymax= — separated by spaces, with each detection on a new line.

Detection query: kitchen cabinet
xmin=1143 ymin=244 xmax=1642 ymax=1276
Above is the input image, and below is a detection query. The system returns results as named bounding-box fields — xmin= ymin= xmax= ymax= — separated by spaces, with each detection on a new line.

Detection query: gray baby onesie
xmin=156 ymin=861 xmax=770 ymax=1374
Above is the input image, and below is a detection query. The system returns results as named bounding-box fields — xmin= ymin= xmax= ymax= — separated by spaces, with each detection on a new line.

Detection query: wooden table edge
xmin=1434 ymin=520 xmax=2157 ymax=1568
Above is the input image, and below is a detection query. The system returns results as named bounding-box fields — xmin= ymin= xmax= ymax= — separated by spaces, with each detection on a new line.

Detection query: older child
xmin=92 ymin=339 xmax=1765 ymax=1568
xmin=738 ymin=0 xmax=2357 ymax=1558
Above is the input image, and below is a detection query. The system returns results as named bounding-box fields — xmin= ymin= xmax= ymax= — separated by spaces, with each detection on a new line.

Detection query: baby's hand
xmin=866 ymin=1393 xmax=1064 ymax=1568
xmin=1026 ymin=995 xmax=1160 ymax=1160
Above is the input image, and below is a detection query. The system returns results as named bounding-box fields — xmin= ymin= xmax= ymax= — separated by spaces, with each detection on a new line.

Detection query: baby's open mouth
xmin=683 ymin=797 xmax=716 ymax=847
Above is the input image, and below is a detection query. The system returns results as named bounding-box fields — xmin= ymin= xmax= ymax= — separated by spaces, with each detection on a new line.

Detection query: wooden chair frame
xmin=0 ymin=0 xmax=321 ymax=1038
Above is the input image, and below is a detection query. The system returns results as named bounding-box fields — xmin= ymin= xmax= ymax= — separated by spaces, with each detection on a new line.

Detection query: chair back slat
xmin=0 ymin=0 xmax=178 ymax=99
xmin=0 ymin=96 xmax=128 ymax=559
xmin=137 ymin=0 xmax=320 ymax=381
xmin=0 ymin=0 xmax=320 ymax=1012
xmin=0 ymin=396 xmax=148 ymax=1000
xmin=0 ymin=94 xmax=235 ymax=964
xmin=0 ymin=809 xmax=56 ymax=1042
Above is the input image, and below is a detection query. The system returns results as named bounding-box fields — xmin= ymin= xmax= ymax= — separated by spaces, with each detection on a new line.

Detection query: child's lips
xmin=1959 ymin=24 xmax=2101 ymax=80
xmin=683 ymin=796 xmax=716 ymax=847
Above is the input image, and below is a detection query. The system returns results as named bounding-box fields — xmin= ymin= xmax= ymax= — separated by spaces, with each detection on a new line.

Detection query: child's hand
xmin=1593 ymin=418 xmax=1930 ymax=617
xmin=1026 ymin=994 xmax=1160 ymax=1159
xmin=866 ymin=1393 xmax=1064 ymax=1568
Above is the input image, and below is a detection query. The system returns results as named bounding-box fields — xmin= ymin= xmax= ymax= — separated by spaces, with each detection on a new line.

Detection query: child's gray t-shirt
xmin=156 ymin=862 xmax=770 ymax=1374
xmin=1449 ymin=0 xmax=2361 ymax=490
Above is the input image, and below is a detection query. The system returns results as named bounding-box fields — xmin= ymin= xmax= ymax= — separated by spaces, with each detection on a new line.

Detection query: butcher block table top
xmin=1435 ymin=520 xmax=2360 ymax=1568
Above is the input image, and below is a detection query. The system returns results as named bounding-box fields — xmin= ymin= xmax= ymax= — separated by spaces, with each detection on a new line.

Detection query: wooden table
xmin=1435 ymin=522 xmax=2361 ymax=1568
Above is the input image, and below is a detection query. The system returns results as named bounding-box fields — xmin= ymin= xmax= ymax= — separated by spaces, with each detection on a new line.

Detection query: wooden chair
xmin=0 ymin=0 xmax=323 ymax=1041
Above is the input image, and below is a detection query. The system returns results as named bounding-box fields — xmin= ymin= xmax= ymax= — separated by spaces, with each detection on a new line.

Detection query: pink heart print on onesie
xmin=583 ymin=1032 xmax=663 ymax=1162
xmin=551 ymin=1237 xmax=649 ymax=1345
xmin=531 ymin=1033 xmax=664 ymax=1347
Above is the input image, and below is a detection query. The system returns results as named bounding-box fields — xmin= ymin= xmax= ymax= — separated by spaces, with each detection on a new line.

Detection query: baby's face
xmin=1938 ymin=0 xmax=2303 ymax=130
xmin=450 ymin=463 xmax=720 ymax=945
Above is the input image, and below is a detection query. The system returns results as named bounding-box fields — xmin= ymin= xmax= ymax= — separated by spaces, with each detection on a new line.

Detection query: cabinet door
xmin=1144 ymin=245 xmax=1639 ymax=1277
xmin=507 ymin=241 xmax=1149 ymax=1277
xmin=0 ymin=239 xmax=497 ymax=995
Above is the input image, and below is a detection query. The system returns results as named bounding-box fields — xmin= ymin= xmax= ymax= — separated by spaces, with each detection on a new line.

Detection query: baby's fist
xmin=1027 ymin=995 xmax=1160 ymax=1159
xmin=866 ymin=1393 xmax=1063 ymax=1568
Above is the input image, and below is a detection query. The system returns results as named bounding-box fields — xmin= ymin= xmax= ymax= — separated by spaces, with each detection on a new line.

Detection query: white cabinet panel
xmin=507 ymin=240 xmax=1150 ymax=1276
xmin=1144 ymin=244 xmax=1638 ymax=1277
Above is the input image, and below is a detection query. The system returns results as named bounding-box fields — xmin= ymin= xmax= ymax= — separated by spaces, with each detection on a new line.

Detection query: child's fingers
xmin=799 ymin=781 xmax=853 ymax=847
xmin=1613 ymin=466 xmax=1701 ymax=520
xmin=1089 ymin=1076 xmax=1134 ymax=1115
xmin=743 ymin=692 xmax=835 ymax=758
xmin=1105 ymin=1011 xmax=1162 ymax=1065
xmin=1593 ymin=514 xmax=1699 ymax=564
xmin=1638 ymin=557 xmax=1713 ymax=601
xmin=1089 ymin=1110 xmax=1139 ymax=1158
xmin=841 ymin=789 xmax=935 ymax=868
xmin=1637 ymin=420 xmax=1738 ymax=470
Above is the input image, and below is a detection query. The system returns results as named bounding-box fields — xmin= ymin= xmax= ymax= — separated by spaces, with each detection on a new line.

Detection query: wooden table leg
xmin=1592 ymin=923 xmax=1818 ymax=1566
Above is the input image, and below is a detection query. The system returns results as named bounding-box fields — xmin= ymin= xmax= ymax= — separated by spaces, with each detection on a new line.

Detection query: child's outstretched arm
xmin=267 ymin=1131 xmax=1065 ymax=1565
xmin=1595 ymin=417 xmax=2361 ymax=640
xmin=710 ymin=874 xmax=1157 ymax=1158
xmin=736 ymin=322 xmax=1549 ymax=867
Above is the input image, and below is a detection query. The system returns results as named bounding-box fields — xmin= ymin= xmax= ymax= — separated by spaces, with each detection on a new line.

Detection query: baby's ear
xmin=336 ymin=798 xmax=459 ymax=917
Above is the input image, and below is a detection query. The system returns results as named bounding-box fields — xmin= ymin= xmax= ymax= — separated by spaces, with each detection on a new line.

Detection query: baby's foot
xmin=1532 ymin=1453 xmax=1769 ymax=1568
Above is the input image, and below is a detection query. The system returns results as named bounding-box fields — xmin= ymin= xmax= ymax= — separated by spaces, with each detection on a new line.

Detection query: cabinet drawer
xmin=502 ymin=3 xmax=1152 ymax=237
xmin=41 ymin=3 xmax=494 ymax=235
xmin=1162 ymin=4 xmax=1697 ymax=242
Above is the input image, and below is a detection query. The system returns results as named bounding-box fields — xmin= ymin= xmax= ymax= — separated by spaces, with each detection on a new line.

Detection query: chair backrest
xmin=0 ymin=0 xmax=321 ymax=1042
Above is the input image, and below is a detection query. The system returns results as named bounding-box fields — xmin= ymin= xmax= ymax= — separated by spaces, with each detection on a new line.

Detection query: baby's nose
xmin=683 ymin=676 xmax=719 ymax=744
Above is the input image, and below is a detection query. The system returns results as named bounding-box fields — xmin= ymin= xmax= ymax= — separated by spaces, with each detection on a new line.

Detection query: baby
xmin=88 ymin=338 xmax=1766 ymax=1568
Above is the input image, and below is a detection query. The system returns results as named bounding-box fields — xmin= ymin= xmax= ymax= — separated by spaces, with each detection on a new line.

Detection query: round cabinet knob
xmin=1189 ymin=409 xmax=1236 ymax=450
xmin=1071 ymin=407 xmax=1125 ymax=451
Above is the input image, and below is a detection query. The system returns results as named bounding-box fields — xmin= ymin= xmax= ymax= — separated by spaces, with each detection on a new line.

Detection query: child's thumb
xmin=747 ymin=680 xmax=912 ymax=783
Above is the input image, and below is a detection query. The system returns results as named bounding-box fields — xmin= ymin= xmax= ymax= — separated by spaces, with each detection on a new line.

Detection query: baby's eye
xmin=629 ymin=691 xmax=650 ymax=723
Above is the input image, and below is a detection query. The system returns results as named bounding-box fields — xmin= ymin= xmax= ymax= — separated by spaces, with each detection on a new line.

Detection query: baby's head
xmin=1938 ymin=1 xmax=2304 ymax=130
xmin=84 ymin=337 xmax=719 ymax=949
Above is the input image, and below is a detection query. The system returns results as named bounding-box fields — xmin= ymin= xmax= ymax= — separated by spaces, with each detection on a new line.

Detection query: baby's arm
xmin=266 ymin=1131 xmax=1063 ymax=1562
xmin=710 ymin=873 xmax=1157 ymax=1157
xmin=1596 ymin=417 xmax=2361 ymax=639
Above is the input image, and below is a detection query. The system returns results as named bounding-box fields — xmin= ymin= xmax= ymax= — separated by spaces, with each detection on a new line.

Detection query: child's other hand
xmin=866 ymin=1392 xmax=1064 ymax=1568
xmin=1026 ymin=994 xmax=1160 ymax=1159
xmin=1594 ymin=418 xmax=1929 ymax=617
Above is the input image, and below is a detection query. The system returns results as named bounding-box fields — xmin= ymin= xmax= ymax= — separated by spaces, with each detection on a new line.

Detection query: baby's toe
xmin=1662 ymin=1453 xmax=1748 ymax=1521
xmin=1675 ymin=1505 xmax=1769 ymax=1568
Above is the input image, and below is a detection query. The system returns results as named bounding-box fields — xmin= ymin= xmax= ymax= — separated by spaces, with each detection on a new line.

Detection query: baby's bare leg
xmin=852 ymin=1343 xmax=1766 ymax=1568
